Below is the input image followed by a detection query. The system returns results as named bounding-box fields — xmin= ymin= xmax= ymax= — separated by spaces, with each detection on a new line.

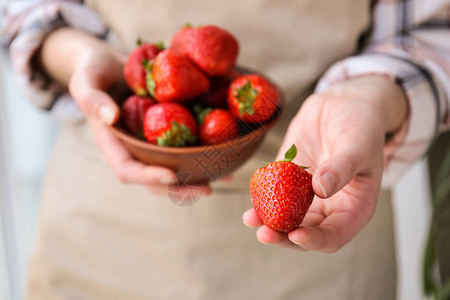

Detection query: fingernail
xmin=288 ymin=235 xmax=306 ymax=247
xmin=99 ymin=105 xmax=115 ymax=125
xmin=290 ymin=239 xmax=305 ymax=246
xmin=242 ymin=212 xmax=255 ymax=228
xmin=160 ymin=177 xmax=177 ymax=185
xmin=317 ymin=173 xmax=335 ymax=198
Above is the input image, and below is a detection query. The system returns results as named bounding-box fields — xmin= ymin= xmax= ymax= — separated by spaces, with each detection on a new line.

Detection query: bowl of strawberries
xmin=109 ymin=24 xmax=284 ymax=184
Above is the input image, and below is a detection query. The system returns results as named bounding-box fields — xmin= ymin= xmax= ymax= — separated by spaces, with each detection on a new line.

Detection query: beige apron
xmin=26 ymin=1 xmax=397 ymax=299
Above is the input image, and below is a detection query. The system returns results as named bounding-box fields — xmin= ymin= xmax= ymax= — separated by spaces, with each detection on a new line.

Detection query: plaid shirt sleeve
xmin=1 ymin=0 xmax=108 ymax=120
xmin=316 ymin=0 xmax=450 ymax=185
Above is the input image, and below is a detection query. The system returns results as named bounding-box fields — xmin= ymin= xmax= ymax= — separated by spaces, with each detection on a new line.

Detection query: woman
xmin=2 ymin=0 xmax=450 ymax=299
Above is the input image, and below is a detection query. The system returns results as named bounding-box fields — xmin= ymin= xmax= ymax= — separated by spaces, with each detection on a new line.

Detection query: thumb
xmin=69 ymin=69 xmax=120 ymax=125
xmin=80 ymin=89 xmax=120 ymax=125
xmin=312 ymin=151 xmax=361 ymax=198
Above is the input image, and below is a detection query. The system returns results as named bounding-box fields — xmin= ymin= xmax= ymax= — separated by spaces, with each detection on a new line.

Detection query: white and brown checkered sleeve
xmin=316 ymin=0 xmax=450 ymax=185
xmin=1 ymin=0 xmax=109 ymax=120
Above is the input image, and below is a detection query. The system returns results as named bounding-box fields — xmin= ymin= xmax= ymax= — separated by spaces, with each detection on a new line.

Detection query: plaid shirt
xmin=1 ymin=0 xmax=450 ymax=184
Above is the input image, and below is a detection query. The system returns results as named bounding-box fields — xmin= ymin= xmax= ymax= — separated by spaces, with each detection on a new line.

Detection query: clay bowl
xmin=108 ymin=71 xmax=284 ymax=184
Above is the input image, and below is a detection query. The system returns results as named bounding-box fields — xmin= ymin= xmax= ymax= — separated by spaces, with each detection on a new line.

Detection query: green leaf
xmin=144 ymin=59 xmax=155 ymax=97
xmin=157 ymin=122 xmax=197 ymax=147
xmin=141 ymin=58 xmax=149 ymax=68
xmin=280 ymin=144 xmax=297 ymax=162
xmin=423 ymin=223 xmax=437 ymax=295
xmin=136 ymin=37 xmax=143 ymax=46
xmin=136 ymin=130 xmax=146 ymax=140
xmin=437 ymin=278 xmax=450 ymax=300
xmin=155 ymin=41 xmax=165 ymax=51
xmin=235 ymin=80 xmax=259 ymax=116
xmin=192 ymin=105 xmax=212 ymax=124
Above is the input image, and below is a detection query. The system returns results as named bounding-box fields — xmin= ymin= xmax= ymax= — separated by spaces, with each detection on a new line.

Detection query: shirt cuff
xmin=2 ymin=1 xmax=108 ymax=121
xmin=316 ymin=53 xmax=444 ymax=186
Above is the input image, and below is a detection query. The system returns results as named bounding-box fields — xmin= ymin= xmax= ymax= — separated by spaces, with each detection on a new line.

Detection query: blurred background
xmin=0 ymin=57 xmax=59 ymax=300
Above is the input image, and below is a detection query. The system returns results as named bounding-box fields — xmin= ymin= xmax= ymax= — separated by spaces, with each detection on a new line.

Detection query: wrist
xmin=38 ymin=28 xmax=117 ymax=86
xmin=324 ymin=75 xmax=408 ymax=135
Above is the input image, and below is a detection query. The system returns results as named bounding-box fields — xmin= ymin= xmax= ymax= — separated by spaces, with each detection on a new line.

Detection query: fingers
xmin=243 ymin=208 xmax=307 ymax=251
xmin=242 ymin=208 xmax=264 ymax=227
xmin=219 ymin=175 xmax=234 ymax=182
xmin=69 ymin=65 xmax=120 ymax=125
xmin=90 ymin=122 xmax=213 ymax=198
xmin=287 ymin=210 xmax=367 ymax=253
xmin=90 ymin=121 xmax=177 ymax=185
xmin=256 ymin=226 xmax=307 ymax=251
xmin=243 ymin=209 xmax=354 ymax=252
xmin=312 ymin=151 xmax=361 ymax=198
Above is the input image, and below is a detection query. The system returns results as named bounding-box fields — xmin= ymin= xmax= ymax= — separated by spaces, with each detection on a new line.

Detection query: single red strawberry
xmin=228 ymin=74 xmax=279 ymax=123
xmin=199 ymin=108 xmax=239 ymax=145
xmin=123 ymin=40 xmax=163 ymax=96
xmin=143 ymin=102 xmax=197 ymax=147
xmin=148 ymin=49 xmax=210 ymax=103
xmin=121 ymin=95 xmax=155 ymax=138
xmin=171 ymin=24 xmax=239 ymax=76
xmin=198 ymin=76 xmax=230 ymax=108
xmin=171 ymin=25 xmax=193 ymax=50
xmin=250 ymin=145 xmax=314 ymax=233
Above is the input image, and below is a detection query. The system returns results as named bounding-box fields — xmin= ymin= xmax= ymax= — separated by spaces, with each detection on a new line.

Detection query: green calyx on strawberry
xmin=228 ymin=74 xmax=279 ymax=124
xmin=142 ymin=58 xmax=156 ymax=97
xmin=235 ymin=79 xmax=259 ymax=116
xmin=278 ymin=145 xmax=308 ymax=169
xmin=250 ymin=144 xmax=315 ymax=233
xmin=156 ymin=121 xmax=197 ymax=147
xmin=192 ymin=104 xmax=212 ymax=124
xmin=123 ymin=41 xmax=162 ymax=96
xmin=143 ymin=103 xmax=198 ymax=147
xmin=137 ymin=38 xmax=165 ymax=51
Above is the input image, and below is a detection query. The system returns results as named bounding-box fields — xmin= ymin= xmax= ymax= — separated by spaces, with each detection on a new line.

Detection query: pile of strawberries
xmin=121 ymin=24 xmax=280 ymax=147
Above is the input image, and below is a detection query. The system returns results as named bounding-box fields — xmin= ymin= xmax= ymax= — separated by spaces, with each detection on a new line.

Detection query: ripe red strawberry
xmin=170 ymin=24 xmax=239 ymax=76
xmin=123 ymin=41 xmax=163 ymax=96
xmin=143 ymin=102 xmax=197 ymax=147
xmin=171 ymin=25 xmax=193 ymax=50
xmin=199 ymin=108 xmax=239 ymax=145
xmin=198 ymin=76 xmax=230 ymax=108
xmin=228 ymin=74 xmax=279 ymax=124
xmin=250 ymin=145 xmax=314 ymax=233
xmin=148 ymin=49 xmax=210 ymax=103
xmin=121 ymin=95 xmax=155 ymax=138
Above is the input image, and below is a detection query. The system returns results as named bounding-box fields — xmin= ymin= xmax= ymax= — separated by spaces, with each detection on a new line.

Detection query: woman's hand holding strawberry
xmin=244 ymin=75 xmax=408 ymax=253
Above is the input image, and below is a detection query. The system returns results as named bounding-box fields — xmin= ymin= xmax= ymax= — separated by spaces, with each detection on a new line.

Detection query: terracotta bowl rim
xmin=108 ymin=114 xmax=280 ymax=154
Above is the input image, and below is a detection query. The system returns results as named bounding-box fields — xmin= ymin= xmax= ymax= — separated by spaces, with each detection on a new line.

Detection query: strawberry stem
xmin=278 ymin=144 xmax=309 ymax=169
xmin=280 ymin=144 xmax=297 ymax=162
xmin=155 ymin=41 xmax=165 ymax=51
xmin=157 ymin=122 xmax=197 ymax=147
xmin=235 ymin=80 xmax=259 ymax=116
xmin=192 ymin=105 xmax=212 ymax=124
